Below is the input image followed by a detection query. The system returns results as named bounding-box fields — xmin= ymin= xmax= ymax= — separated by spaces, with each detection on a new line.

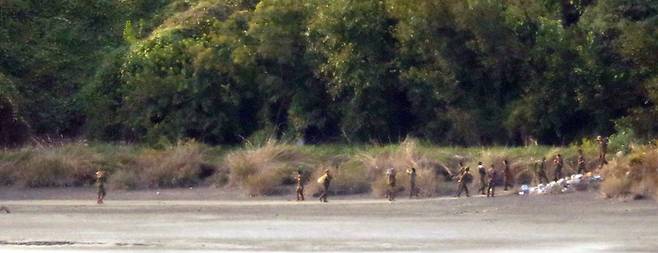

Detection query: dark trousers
xmin=478 ymin=177 xmax=487 ymax=194
xmin=504 ymin=178 xmax=513 ymax=191
xmin=296 ymin=186 xmax=304 ymax=201
xmin=487 ymin=182 xmax=495 ymax=197
xmin=554 ymin=167 xmax=563 ymax=181
xmin=386 ymin=184 xmax=396 ymax=201
xmin=537 ymin=171 xmax=549 ymax=184
xmin=409 ymin=182 xmax=418 ymax=198
xmin=456 ymin=182 xmax=469 ymax=197
xmin=319 ymin=183 xmax=330 ymax=202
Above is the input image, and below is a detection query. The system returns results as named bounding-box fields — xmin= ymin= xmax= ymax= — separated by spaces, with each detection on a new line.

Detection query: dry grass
xmin=224 ymin=139 xmax=310 ymax=195
xmin=601 ymin=145 xmax=658 ymax=199
xmin=5 ymin=142 xmax=100 ymax=187
xmin=356 ymin=139 xmax=445 ymax=197
xmin=0 ymin=138 xmax=619 ymax=198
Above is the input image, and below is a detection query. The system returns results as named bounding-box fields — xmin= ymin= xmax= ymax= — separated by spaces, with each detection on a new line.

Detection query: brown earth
xmin=0 ymin=187 xmax=657 ymax=252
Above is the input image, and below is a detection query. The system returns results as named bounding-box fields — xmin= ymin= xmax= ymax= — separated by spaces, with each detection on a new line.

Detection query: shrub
xmin=357 ymin=139 xmax=446 ymax=197
xmin=601 ymin=146 xmax=658 ymax=199
xmin=10 ymin=143 xmax=100 ymax=187
xmin=134 ymin=140 xmax=207 ymax=188
xmin=225 ymin=139 xmax=311 ymax=195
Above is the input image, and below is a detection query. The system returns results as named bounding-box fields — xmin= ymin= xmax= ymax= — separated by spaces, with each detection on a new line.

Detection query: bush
xmin=601 ymin=146 xmax=658 ymax=199
xmin=357 ymin=139 xmax=446 ymax=197
xmin=10 ymin=143 xmax=100 ymax=187
xmin=225 ymin=139 xmax=311 ymax=195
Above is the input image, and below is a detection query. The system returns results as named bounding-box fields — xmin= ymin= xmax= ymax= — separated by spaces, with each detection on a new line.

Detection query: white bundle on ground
xmin=522 ymin=173 xmax=604 ymax=195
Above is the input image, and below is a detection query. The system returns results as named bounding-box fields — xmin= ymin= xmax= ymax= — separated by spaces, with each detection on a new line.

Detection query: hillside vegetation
xmin=1 ymin=0 xmax=657 ymax=146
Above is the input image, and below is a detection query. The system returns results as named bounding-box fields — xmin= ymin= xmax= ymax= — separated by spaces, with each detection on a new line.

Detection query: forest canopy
xmin=1 ymin=0 xmax=657 ymax=146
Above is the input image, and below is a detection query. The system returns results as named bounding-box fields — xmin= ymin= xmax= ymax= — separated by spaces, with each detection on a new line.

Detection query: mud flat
xmin=0 ymin=189 xmax=657 ymax=252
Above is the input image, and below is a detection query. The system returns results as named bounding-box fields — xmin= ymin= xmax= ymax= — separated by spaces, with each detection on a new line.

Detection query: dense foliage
xmin=1 ymin=0 xmax=657 ymax=146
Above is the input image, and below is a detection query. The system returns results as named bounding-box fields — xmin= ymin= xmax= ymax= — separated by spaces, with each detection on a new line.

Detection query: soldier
xmin=406 ymin=167 xmax=418 ymax=198
xmin=0 ymin=206 xmax=9 ymax=214
xmin=477 ymin=162 xmax=487 ymax=195
xmin=295 ymin=169 xmax=304 ymax=201
xmin=503 ymin=160 xmax=513 ymax=191
xmin=385 ymin=168 xmax=397 ymax=201
xmin=553 ymin=154 xmax=564 ymax=182
xmin=597 ymin=136 xmax=608 ymax=169
xmin=487 ymin=164 xmax=497 ymax=198
xmin=456 ymin=167 xmax=472 ymax=197
xmin=317 ymin=169 xmax=332 ymax=203
xmin=96 ymin=169 xmax=107 ymax=205
xmin=577 ymin=149 xmax=586 ymax=174
xmin=454 ymin=161 xmax=466 ymax=181
xmin=536 ymin=157 xmax=550 ymax=184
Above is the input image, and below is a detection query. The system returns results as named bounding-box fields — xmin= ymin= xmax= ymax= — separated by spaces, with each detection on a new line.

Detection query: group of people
xmin=453 ymin=135 xmax=609 ymax=198
xmin=454 ymin=160 xmax=509 ymax=198
xmin=88 ymin=136 xmax=610 ymax=204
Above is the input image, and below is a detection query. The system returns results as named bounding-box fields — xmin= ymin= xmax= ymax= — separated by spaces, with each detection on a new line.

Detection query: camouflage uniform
xmin=295 ymin=173 xmax=304 ymax=201
xmin=487 ymin=167 xmax=497 ymax=198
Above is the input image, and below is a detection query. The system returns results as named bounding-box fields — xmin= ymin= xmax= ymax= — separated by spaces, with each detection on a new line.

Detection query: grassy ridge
xmin=0 ymin=138 xmax=631 ymax=197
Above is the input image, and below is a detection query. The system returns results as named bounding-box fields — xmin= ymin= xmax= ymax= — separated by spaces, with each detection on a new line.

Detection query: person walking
xmin=477 ymin=162 xmax=487 ymax=195
xmin=456 ymin=167 xmax=472 ymax=197
xmin=536 ymin=157 xmax=550 ymax=184
xmin=96 ymin=169 xmax=107 ymax=205
xmin=487 ymin=164 xmax=497 ymax=198
xmin=553 ymin=154 xmax=564 ymax=182
xmin=577 ymin=149 xmax=586 ymax=174
xmin=597 ymin=136 xmax=608 ymax=169
xmin=406 ymin=167 xmax=418 ymax=198
xmin=317 ymin=169 xmax=333 ymax=203
xmin=503 ymin=160 xmax=513 ymax=191
xmin=295 ymin=169 xmax=305 ymax=201
xmin=385 ymin=168 xmax=397 ymax=201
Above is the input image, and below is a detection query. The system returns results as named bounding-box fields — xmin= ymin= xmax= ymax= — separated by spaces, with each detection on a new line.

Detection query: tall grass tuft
xmin=601 ymin=145 xmax=658 ymax=199
xmin=356 ymin=139 xmax=444 ymax=197
xmin=225 ymin=139 xmax=310 ymax=195
xmin=110 ymin=140 xmax=208 ymax=189
xmin=8 ymin=142 xmax=100 ymax=187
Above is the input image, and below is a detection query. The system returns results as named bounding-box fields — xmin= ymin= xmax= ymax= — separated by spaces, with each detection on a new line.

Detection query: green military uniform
xmin=577 ymin=152 xmax=586 ymax=174
xmin=536 ymin=158 xmax=549 ymax=184
xmin=96 ymin=170 xmax=107 ymax=204
xmin=407 ymin=168 xmax=418 ymax=198
xmin=386 ymin=168 xmax=396 ymax=201
xmin=503 ymin=161 xmax=513 ymax=191
xmin=553 ymin=155 xmax=563 ymax=182
xmin=597 ymin=136 xmax=608 ymax=168
xmin=477 ymin=164 xmax=487 ymax=195
xmin=487 ymin=167 xmax=497 ymax=198
xmin=318 ymin=171 xmax=332 ymax=203
xmin=456 ymin=168 xmax=471 ymax=197
xmin=295 ymin=172 xmax=304 ymax=201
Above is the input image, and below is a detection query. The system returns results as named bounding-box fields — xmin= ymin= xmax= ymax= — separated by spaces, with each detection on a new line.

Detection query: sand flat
xmin=0 ymin=190 xmax=657 ymax=252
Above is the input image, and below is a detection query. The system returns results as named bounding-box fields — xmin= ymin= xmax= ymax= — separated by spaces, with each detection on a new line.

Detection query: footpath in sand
xmin=0 ymin=188 xmax=657 ymax=252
